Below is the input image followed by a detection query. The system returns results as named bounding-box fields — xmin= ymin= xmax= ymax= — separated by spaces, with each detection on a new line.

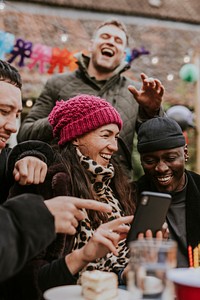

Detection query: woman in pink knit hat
xmin=7 ymin=94 xmax=135 ymax=299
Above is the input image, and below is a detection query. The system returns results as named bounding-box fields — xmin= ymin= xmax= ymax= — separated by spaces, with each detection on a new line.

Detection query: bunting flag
xmin=0 ymin=30 xmax=15 ymax=60
xmin=8 ymin=38 xmax=32 ymax=67
xmin=0 ymin=29 xmax=150 ymax=74
xmin=47 ymin=47 xmax=74 ymax=74
xmin=28 ymin=43 xmax=52 ymax=74
xmin=125 ymin=46 xmax=150 ymax=63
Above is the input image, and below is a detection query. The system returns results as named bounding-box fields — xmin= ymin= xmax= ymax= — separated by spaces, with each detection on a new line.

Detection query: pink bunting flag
xmin=28 ymin=43 xmax=52 ymax=73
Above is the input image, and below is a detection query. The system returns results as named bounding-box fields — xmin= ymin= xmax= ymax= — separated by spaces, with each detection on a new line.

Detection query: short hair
xmin=94 ymin=18 xmax=129 ymax=46
xmin=0 ymin=60 xmax=22 ymax=89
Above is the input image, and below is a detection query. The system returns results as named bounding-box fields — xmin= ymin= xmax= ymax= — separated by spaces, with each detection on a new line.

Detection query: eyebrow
xmin=100 ymin=129 xmax=119 ymax=135
xmin=0 ymin=104 xmax=22 ymax=113
xmin=100 ymin=32 xmax=123 ymax=40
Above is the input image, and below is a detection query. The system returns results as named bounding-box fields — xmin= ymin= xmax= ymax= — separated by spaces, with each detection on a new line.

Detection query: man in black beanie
xmin=136 ymin=117 xmax=200 ymax=268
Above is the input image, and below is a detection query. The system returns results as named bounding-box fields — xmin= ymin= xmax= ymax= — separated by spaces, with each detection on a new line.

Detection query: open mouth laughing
xmin=101 ymin=48 xmax=115 ymax=57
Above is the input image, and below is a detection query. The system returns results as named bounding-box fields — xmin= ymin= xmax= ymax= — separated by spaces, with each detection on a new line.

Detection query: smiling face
xmin=88 ymin=24 xmax=127 ymax=77
xmin=141 ymin=146 xmax=188 ymax=193
xmin=73 ymin=123 xmax=119 ymax=167
xmin=0 ymin=81 xmax=22 ymax=151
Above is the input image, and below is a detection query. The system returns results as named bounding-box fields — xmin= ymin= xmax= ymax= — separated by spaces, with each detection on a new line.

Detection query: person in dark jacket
xmin=0 ymin=58 xmax=55 ymax=203
xmin=17 ymin=18 xmax=164 ymax=177
xmin=136 ymin=117 xmax=200 ymax=268
xmin=0 ymin=60 xmax=113 ymax=284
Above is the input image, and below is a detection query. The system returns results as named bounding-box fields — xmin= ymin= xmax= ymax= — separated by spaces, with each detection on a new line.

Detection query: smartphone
xmin=126 ymin=191 xmax=171 ymax=244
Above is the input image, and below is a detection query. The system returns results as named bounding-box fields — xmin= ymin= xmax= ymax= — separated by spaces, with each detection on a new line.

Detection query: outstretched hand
xmin=80 ymin=215 xmax=133 ymax=259
xmin=128 ymin=73 xmax=164 ymax=117
xmin=65 ymin=215 xmax=133 ymax=275
xmin=45 ymin=196 xmax=112 ymax=234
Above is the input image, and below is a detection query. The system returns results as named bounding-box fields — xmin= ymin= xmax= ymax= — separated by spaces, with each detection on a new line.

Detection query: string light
xmin=148 ymin=0 xmax=162 ymax=7
xmin=0 ymin=0 xmax=5 ymax=10
xmin=25 ymin=99 xmax=33 ymax=108
xmin=0 ymin=0 xmax=195 ymax=87
xmin=167 ymin=74 xmax=174 ymax=81
xmin=183 ymin=49 xmax=193 ymax=64
xmin=183 ymin=55 xmax=191 ymax=63
xmin=52 ymin=23 xmax=69 ymax=43
xmin=151 ymin=56 xmax=159 ymax=65
xmin=60 ymin=32 xmax=68 ymax=43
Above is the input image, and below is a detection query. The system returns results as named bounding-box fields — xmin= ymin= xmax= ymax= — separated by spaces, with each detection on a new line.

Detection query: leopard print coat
xmin=73 ymin=150 xmax=130 ymax=281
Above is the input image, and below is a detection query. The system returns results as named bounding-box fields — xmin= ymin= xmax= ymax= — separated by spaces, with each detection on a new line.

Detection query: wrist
xmin=143 ymin=107 xmax=160 ymax=118
xmin=65 ymin=248 xmax=88 ymax=275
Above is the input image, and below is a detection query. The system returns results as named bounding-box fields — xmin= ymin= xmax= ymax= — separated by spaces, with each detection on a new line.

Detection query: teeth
xmin=157 ymin=176 xmax=171 ymax=182
xmin=101 ymin=48 xmax=114 ymax=57
xmin=0 ymin=137 xmax=6 ymax=142
xmin=101 ymin=154 xmax=111 ymax=160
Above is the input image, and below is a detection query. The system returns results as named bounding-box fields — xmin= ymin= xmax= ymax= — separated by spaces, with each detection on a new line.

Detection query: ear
xmin=184 ymin=144 xmax=189 ymax=161
xmin=72 ymin=138 xmax=79 ymax=146
xmin=123 ymin=49 xmax=126 ymax=57
xmin=88 ymin=39 xmax=94 ymax=52
xmin=121 ymin=48 xmax=127 ymax=62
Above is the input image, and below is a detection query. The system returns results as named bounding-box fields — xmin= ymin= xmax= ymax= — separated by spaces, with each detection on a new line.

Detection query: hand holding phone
xmin=126 ymin=191 xmax=171 ymax=244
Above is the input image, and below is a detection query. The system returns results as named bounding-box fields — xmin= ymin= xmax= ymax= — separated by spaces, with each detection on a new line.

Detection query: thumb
xmin=128 ymin=85 xmax=139 ymax=98
xmin=13 ymin=171 xmax=20 ymax=182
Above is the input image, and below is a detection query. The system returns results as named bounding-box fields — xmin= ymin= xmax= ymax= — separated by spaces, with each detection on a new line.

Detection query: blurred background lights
xmin=26 ymin=99 xmax=33 ymax=108
xmin=167 ymin=74 xmax=174 ymax=81
xmin=0 ymin=0 xmax=5 ymax=10
xmin=183 ymin=55 xmax=191 ymax=63
xmin=61 ymin=33 xmax=68 ymax=43
xmin=151 ymin=56 xmax=159 ymax=64
xmin=148 ymin=0 xmax=162 ymax=7
xmin=179 ymin=63 xmax=199 ymax=82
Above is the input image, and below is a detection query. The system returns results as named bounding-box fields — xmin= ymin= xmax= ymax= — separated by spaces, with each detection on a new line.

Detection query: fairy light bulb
xmin=151 ymin=56 xmax=159 ymax=65
xmin=183 ymin=55 xmax=191 ymax=64
xmin=167 ymin=74 xmax=174 ymax=81
xmin=26 ymin=99 xmax=33 ymax=108
xmin=61 ymin=33 xmax=68 ymax=43
xmin=148 ymin=0 xmax=162 ymax=7
xmin=0 ymin=0 xmax=5 ymax=10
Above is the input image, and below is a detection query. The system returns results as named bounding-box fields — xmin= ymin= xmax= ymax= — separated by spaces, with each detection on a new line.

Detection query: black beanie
xmin=137 ymin=117 xmax=186 ymax=154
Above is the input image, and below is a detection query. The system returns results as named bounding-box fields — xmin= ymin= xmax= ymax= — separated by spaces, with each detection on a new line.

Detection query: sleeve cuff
xmin=117 ymin=268 xmax=125 ymax=285
xmin=6 ymin=141 xmax=54 ymax=181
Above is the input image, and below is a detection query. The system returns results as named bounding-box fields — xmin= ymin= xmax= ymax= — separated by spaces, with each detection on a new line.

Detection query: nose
xmin=4 ymin=117 xmax=17 ymax=133
xmin=108 ymin=138 xmax=118 ymax=152
xmin=155 ymin=160 xmax=169 ymax=172
xmin=107 ymin=36 xmax=115 ymax=45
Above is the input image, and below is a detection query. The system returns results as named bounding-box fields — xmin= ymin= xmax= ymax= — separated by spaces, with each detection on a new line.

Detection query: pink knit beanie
xmin=48 ymin=94 xmax=123 ymax=146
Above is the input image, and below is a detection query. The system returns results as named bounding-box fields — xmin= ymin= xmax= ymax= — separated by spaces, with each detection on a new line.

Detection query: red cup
xmin=175 ymin=283 xmax=200 ymax=300
xmin=167 ymin=268 xmax=200 ymax=300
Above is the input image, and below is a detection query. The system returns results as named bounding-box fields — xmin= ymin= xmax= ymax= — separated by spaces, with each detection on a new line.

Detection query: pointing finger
xmin=73 ymin=198 xmax=112 ymax=213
